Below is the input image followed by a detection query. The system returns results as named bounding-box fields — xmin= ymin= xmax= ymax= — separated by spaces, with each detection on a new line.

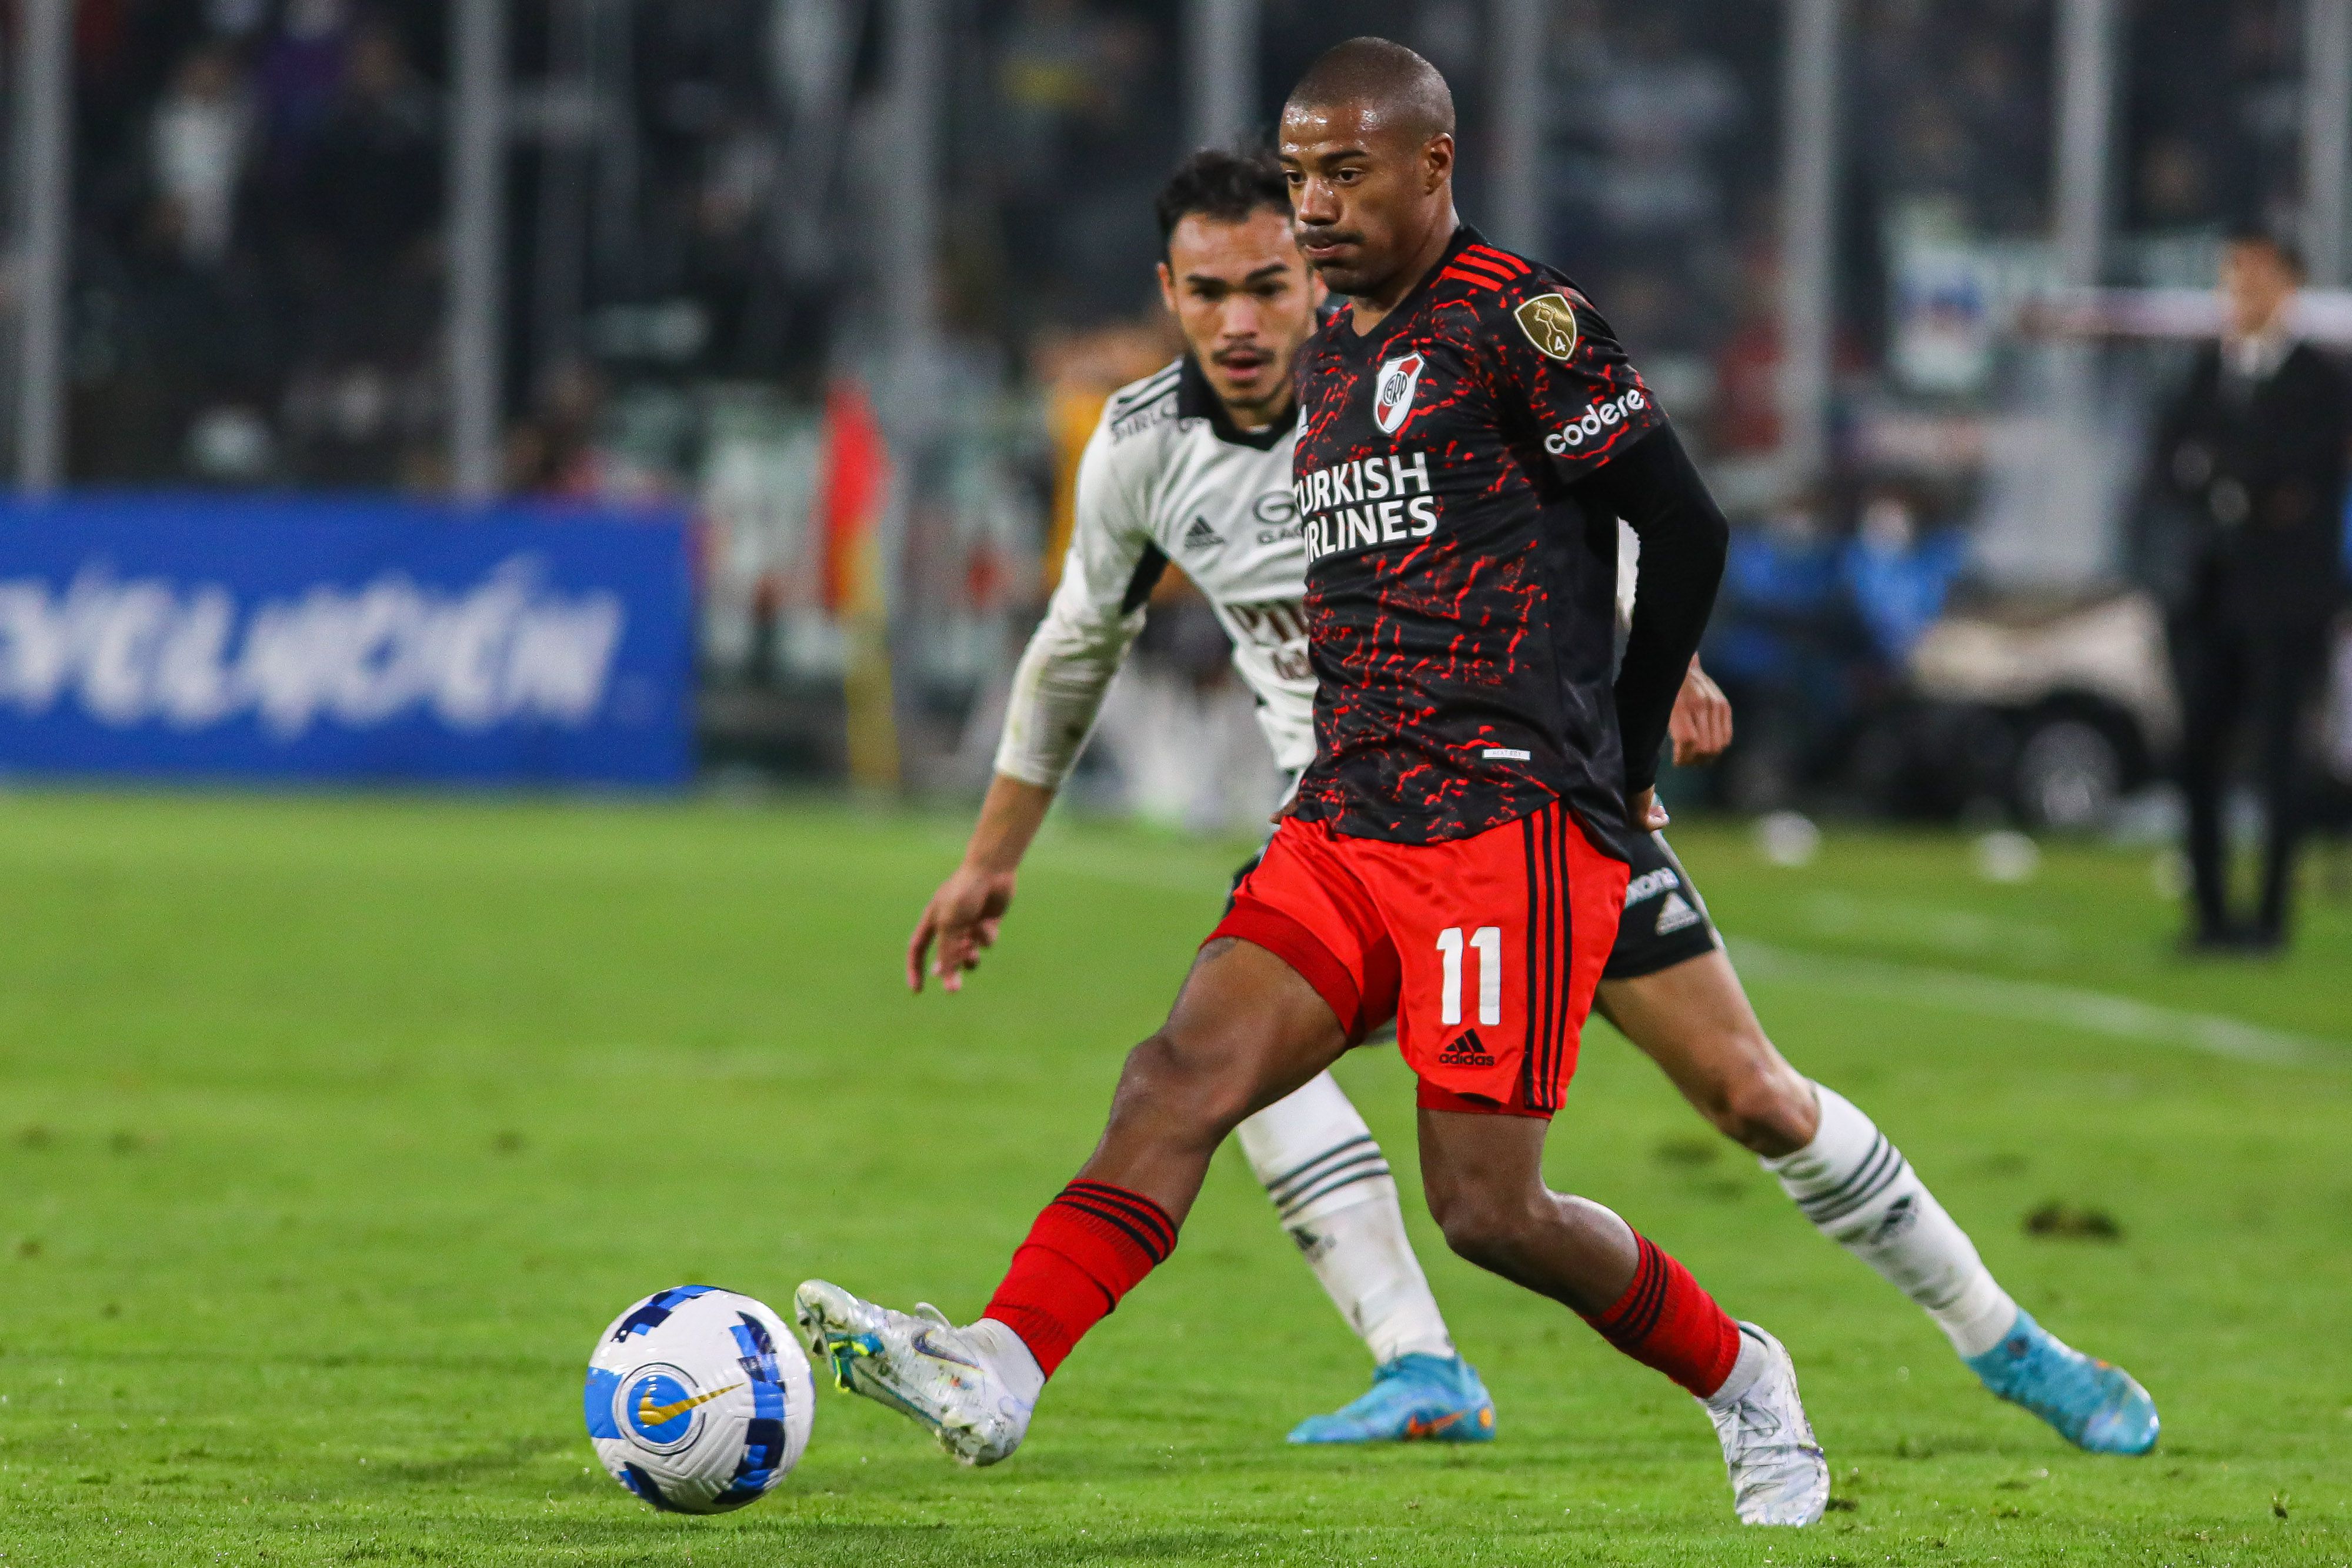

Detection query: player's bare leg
xmin=1415 ymin=1109 xmax=1639 ymax=1308
xmin=1596 ymin=950 xmax=2159 ymax=1454
xmin=797 ymin=938 xmax=1347 ymax=1464
xmin=1596 ymin=951 xmax=1815 ymax=1155
xmin=1415 ymin=1106 xmax=1826 ymax=1524
xmin=1066 ymin=938 xmax=1349 ymax=1216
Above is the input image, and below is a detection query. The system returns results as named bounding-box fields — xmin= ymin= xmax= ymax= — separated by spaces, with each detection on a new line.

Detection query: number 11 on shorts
xmin=1436 ymin=926 xmax=1503 ymax=1027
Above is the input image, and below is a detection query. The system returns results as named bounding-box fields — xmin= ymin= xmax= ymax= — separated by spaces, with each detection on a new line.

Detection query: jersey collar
xmin=1327 ymin=223 xmax=1484 ymax=358
xmin=1178 ymin=353 xmax=1296 ymax=451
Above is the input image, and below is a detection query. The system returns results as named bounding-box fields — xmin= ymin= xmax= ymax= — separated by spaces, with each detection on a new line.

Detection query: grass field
xmin=1 ymin=792 xmax=2347 ymax=1566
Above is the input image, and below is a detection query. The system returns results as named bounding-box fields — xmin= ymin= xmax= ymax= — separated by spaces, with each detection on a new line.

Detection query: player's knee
xmin=1700 ymin=1046 xmax=1815 ymax=1157
xmin=1427 ymin=1180 xmax=1547 ymax=1273
xmin=1107 ymin=1027 xmax=1260 ymax=1144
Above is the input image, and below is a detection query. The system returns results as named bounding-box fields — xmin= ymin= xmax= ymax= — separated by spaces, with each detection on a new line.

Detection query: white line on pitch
xmin=1729 ymin=940 xmax=2345 ymax=1068
xmin=1044 ymin=856 xmax=2346 ymax=1069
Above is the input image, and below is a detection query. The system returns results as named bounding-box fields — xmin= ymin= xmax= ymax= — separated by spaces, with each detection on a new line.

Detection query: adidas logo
xmin=1654 ymin=891 xmax=1700 ymax=935
xmin=1182 ymin=516 xmax=1223 ymax=551
xmin=1435 ymin=1029 xmax=1496 ymax=1067
xmin=1870 ymin=1193 xmax=1919 ymax=1245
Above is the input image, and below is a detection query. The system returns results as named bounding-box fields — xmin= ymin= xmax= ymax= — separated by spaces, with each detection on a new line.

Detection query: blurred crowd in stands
xmin=67 ymin=0 xmax=818 ymax=491
xmin=73 ymin=0 xmax=446 ymax=486
xmin=51 ymin=0 xmax=2352 ymax=823
xmin=66 ymin=0 xmax=2313 ymax=491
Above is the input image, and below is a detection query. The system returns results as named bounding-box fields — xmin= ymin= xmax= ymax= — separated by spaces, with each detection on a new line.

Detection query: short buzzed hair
xmin=1155 ymin=149 xmax=1289 ymax=252
xmin=1285 ymin=36 xmax=1456 ymax=144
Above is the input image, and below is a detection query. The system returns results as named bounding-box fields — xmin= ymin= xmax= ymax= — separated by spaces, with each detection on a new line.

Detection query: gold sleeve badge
xmin=1512 ymin=293 xmax=1581 ymax=361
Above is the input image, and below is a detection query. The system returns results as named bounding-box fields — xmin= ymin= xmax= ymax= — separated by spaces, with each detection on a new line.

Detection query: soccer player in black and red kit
xmin=796 ymin=38 xmax=1830 ymax=1524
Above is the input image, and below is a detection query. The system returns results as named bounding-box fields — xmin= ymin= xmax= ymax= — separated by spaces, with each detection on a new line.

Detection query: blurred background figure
xmin=6 ymin=0 xmax=2352 ymax=856
xmin=282 ymin=17 xmax=445 ymax=488
xmin=151 ymin=41 xmax=253 ymax=272
xmin=2139 ymin=232 xmax=2351 ymax=953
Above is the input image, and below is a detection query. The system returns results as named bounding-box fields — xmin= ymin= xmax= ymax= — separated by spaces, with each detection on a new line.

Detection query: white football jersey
xmin=997 ymin=358 xmax=1318 ymax=785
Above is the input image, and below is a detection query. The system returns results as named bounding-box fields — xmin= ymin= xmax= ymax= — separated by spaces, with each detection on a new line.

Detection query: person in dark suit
xmin=2140 ymin=231 xmax=2352 ymax=952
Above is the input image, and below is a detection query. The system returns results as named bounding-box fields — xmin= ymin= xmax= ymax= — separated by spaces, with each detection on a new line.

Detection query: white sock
xmin=1237 ymin=1072 xmax=1456 ymax=1365
xmin=966 ymin=1317 xmax=1045 ymax=1410
xmin=1704 ymin=1324 xmax=1771 ymax=1410
xmin=1761 ymin=1084 xmax=2019 ymax=1360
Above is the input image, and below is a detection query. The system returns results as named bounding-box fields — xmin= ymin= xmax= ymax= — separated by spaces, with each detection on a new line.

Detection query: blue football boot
xmin=1287 ymin=1352 xmax=1497 ymax=1444
xmin=1965 ymin=1309 xmax=2159 ymax=1455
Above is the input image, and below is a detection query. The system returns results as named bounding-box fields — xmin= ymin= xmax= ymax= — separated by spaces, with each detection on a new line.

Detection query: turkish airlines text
xmin=1292 ymin=451 xmax=1438 ymax=563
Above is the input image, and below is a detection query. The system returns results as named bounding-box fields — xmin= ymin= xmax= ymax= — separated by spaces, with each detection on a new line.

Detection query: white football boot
xmin=793 ymin=1279 xmax=1037 ymax=1466
xmin=1703 ymin=1323 xmax=1829 ymax=1526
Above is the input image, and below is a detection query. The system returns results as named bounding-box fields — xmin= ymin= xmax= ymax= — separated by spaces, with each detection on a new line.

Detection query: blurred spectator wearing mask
xmin=2139 ymin=231 xmax=2352 ymax=953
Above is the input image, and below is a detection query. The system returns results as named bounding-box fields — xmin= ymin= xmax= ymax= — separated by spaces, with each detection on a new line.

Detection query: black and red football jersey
xmin=1287 ymin=226 xmax=1669 ymax=850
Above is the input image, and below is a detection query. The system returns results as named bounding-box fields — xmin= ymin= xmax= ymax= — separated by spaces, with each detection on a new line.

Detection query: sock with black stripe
xmin=1582 ymin=1230 xmax=1744 ymax=1396
xmin=982 ymin=1179 xmax=1177 ymax=1377
xmin=1762 ymin=1083 xmax=2017 ymax=1359
xmin=1236 ymin=1073 xmax=1455 ymax=1365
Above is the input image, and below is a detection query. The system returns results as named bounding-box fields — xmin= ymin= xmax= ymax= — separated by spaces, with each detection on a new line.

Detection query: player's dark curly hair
xmin=1154 ymin=149 xmax=1289 ymax=253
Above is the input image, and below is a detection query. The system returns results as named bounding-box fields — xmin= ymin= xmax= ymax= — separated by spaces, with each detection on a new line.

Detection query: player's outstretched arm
xmin=912 ymin=396 xmax=1164 ymax=992
xmin=913 ymin=592 xmax=1132 ymax=992
xmin=1669 ymin=658 xmax=1733 ymax=767
xmin=908 ymin=773 xmax=1055 ymax=993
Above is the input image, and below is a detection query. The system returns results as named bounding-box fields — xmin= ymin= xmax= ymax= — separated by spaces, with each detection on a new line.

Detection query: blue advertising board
xmin=0 ymin=493 xmax=692 ymax=787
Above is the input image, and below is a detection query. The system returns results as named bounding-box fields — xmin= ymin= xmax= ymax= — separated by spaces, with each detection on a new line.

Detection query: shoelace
xmin=1725 ymin=1397 xmax=1787 ymax=1442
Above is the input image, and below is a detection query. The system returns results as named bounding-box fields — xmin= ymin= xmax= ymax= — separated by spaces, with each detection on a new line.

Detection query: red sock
xmin=1582 ymin=1232 xmax=1742 ymax=1397
xmin=982 ymin=1180 xmax=1178 ymax=1377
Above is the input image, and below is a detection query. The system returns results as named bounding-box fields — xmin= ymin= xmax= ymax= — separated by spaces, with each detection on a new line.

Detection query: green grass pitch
xmin=0 ymin=792 xmax=2347 ymax=1565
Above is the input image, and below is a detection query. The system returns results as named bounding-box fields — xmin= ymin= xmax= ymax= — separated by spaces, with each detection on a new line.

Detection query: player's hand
xmin=1626 ymin=786 xmax=1670 ymax=833
xmin=906 ymin=863 xmax=1017 ymax=994
xmin=1669 ymin=662 xmax=1733 ymax=766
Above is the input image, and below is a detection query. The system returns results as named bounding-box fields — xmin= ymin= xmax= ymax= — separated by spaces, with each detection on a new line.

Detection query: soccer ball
xmin=584 ymin=1285 xmax=815 ymax=1513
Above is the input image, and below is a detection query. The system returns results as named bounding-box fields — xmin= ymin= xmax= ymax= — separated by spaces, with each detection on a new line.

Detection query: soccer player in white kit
xmin=907 ymin=149 xmax=2157 ymax=1454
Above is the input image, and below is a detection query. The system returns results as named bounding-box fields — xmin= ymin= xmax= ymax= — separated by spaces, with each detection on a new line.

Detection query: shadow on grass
xmin=375 ymin=1433 xmax=578 ymax=1487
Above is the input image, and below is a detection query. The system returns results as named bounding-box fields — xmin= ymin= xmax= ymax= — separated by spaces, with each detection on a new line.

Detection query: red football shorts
xmin=1210 ymin=801 xmax=1629 ymax=1118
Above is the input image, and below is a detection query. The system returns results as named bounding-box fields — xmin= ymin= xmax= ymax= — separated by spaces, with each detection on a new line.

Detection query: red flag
xmin=817 ymin=379 xmax=890 ymax=614
xmin=814 ymin=377 xmax=900 ymax=788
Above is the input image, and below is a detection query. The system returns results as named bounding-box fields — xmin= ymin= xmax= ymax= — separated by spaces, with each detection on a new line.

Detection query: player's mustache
xmin=1296 ymin=225 xmax=1362 ymax=248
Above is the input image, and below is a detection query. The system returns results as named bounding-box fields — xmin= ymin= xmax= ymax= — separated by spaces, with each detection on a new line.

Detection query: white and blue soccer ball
xmin=585 ymin=1285 xmax=815 ymax=1513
